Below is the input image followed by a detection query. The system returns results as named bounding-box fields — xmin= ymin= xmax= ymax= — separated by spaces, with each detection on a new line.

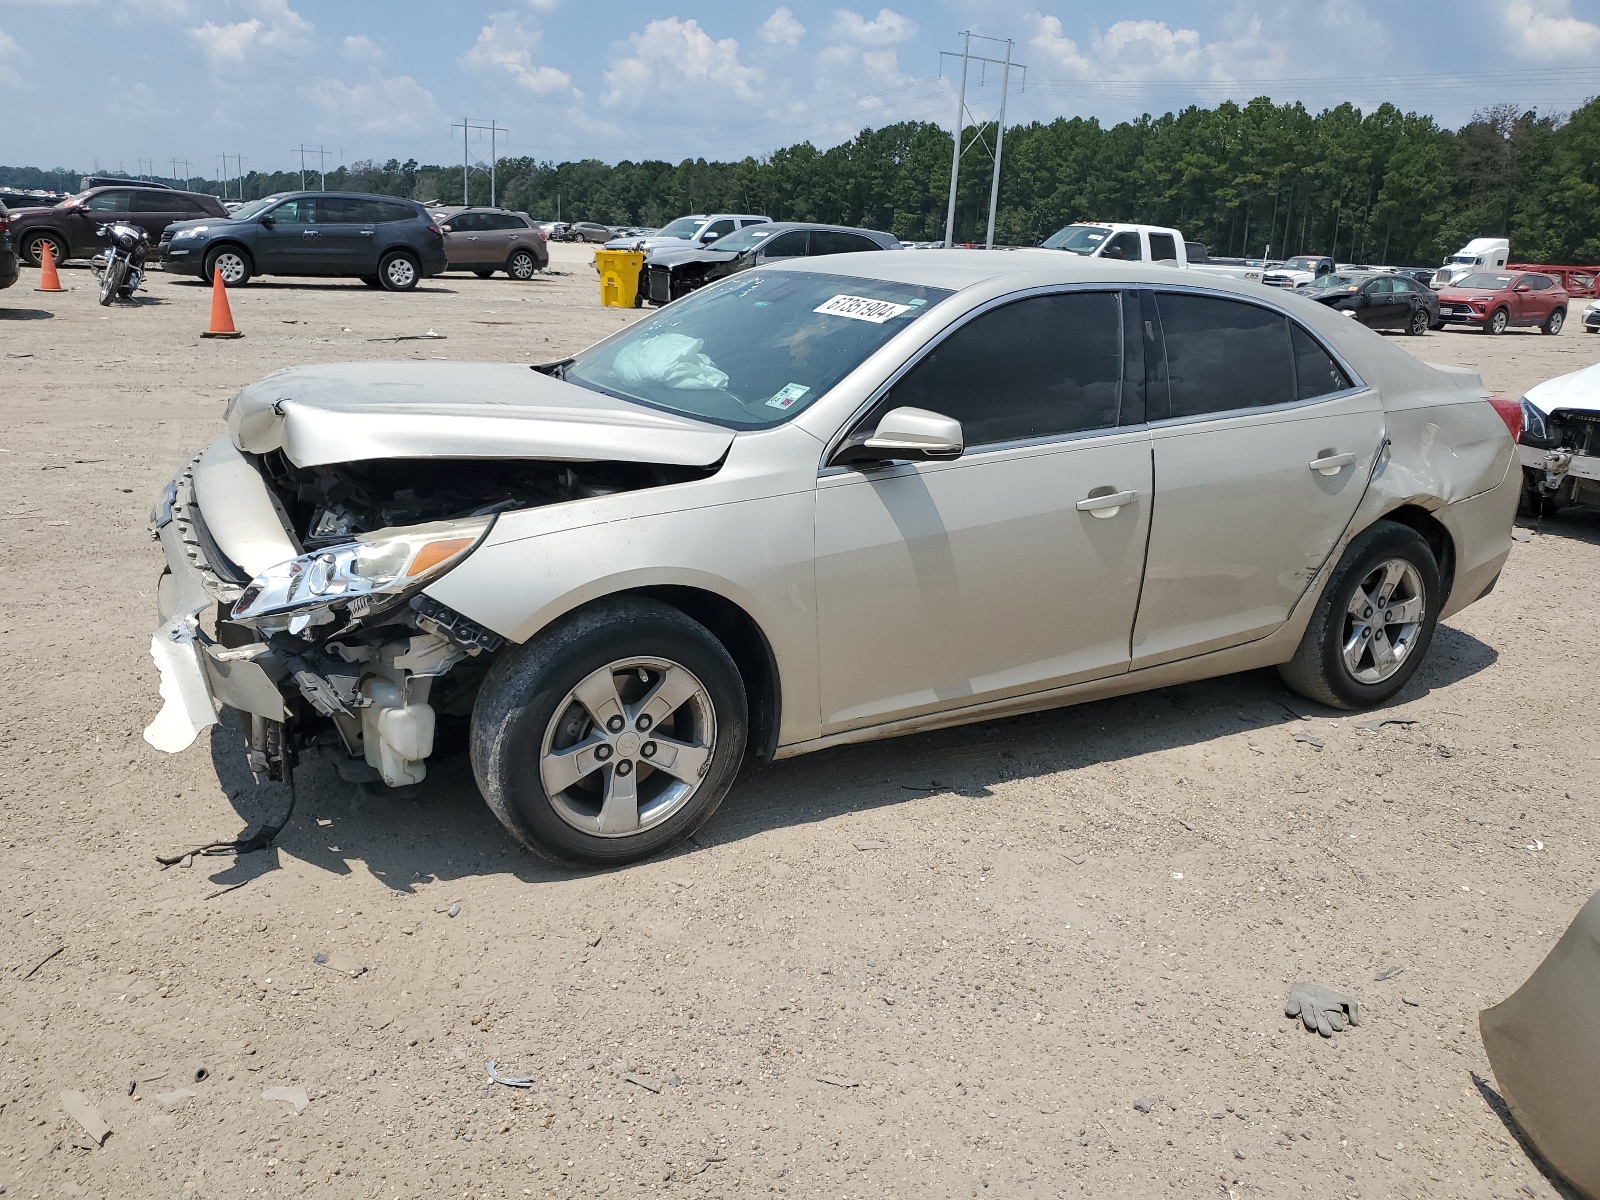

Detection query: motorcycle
xmin=92 ymin=221 xmax=149 ymax=306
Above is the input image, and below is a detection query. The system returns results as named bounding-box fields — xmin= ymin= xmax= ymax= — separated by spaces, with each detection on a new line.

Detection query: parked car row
xmin=640 ymin=221 xmax=900 ymax=304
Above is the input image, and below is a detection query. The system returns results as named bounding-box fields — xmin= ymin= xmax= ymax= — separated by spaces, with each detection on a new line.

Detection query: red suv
xmin=9 ymin=185 xmax=227 ymax=267
xmin=1435 ymin=270 xmax=1569 ymax=335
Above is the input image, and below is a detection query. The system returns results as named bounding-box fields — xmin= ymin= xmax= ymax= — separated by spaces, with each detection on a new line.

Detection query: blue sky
xmin=2 ymin=0 xmax=1599 ymax=177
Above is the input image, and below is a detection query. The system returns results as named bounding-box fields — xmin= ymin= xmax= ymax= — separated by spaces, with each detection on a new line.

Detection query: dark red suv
xmin=1435 ymin=270 xmax=1569 ymax=335
xmin=8 ymin=185 xmax=227 ymax=266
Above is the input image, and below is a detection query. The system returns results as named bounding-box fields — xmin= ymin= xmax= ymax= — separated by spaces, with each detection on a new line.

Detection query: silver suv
xmin=605 ymin=213 xmax=769 ymax=253
xmin=436 ymin=207 xmax=549 ymax=280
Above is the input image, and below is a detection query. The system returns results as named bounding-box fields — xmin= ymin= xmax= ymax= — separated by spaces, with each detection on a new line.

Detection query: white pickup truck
xmin=1039 ymin=221 xmax=1264 ymax=283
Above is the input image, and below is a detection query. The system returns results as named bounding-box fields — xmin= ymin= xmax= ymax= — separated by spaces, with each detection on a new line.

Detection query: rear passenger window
xmin=376 ymin=202 xmax=416 ymax=223
xmin=1291 ymin=325 xmax=1352 ymax=401
xmin=812 ymin=231 xmax=880 ymax=255
xmin=871 ymin=291 xmax=1124 ymax=446
xmin=758 ymin=231 xmax=808 ymax=258
xmin=1148 ymin=232 xmax=1178 ymax=262
xmin=1155 ymin=293 xmax=1295 ymax=417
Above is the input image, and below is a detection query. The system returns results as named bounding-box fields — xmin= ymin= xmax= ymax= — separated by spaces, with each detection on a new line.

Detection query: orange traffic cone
xmin=200 ymin=268 xmax=243 ymax=339
xmin=34 ymin=240 xmax=64 ymax=292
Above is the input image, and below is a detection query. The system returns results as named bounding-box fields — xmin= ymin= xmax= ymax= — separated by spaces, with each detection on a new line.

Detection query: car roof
xmin=278 ymin=191 xmax=423 ymax=204
xmin=757 ymin=221 xmax=897 ymax=243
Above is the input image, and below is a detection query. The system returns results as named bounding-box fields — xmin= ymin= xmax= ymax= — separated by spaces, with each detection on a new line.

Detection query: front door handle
xmin=1309 ymin=451 xmax=1356 ymax=476
xmin=359 ymin=229 xmax=375 ymax=236
xmin=302 ymin=230 xmax=321 ymax=240
xmin=1076 ymin=489 xmax=1137 ymax=519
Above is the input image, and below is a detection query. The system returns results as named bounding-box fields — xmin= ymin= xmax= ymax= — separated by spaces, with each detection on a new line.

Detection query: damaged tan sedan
xmin=145 ymin=253 xmax=1521 ymax=865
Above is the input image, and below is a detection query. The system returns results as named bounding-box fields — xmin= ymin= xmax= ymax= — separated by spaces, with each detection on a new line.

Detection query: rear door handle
xmin=1076 ymin=489 xmax=1137 ymax=518
xmin=360 ymin=229 xmax=375 ymax=236
xmin=1309 ymin=451 xmax=1356 ymax=476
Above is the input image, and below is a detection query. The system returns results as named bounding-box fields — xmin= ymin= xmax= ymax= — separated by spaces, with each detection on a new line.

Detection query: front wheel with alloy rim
xmin=471 ymin=598 xmax=748 ymax=865
xmin=203 ymin=247 xmax=251 ymax=287
xmin=507 ymin=249 xmax=538 ymax=281
xmin=1407 ymin=307 xmax=1430 ymax=335
xmin=1278 ymin=521 xmax=1443 ymax=709
xmin=1487 ymin=308 xmax=1509 ymax=334
xmin=378 ymin=251 xmax=419 ymax=291
xmin=1543 ymin=308 xmax=1565 ymax=335
xmin=24 ymin=232 xmax=67 ymax=268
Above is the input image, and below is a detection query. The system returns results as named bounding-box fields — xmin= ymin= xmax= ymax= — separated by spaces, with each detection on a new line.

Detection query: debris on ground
xmin=816 ymin=1075 xmax=861 ymax=1088
xmin=486 ymin=1061 xmax=533 ymax=1088
xmin=262 ymin=1085 xmax=310 ymax=1115
xmin=585 ymin=933 xmax=602 ymax=948
xmin=60 ymin=1091 xmax=110 ymax=1145
xmin=623 ymin=1073 xmax=662 ymax=1094
xmin=19 ymin=944 xmax=63 ymax=980
xmin=153 ymin=1089 xmax=197 ymax=1110
xmin=1064 ymin=846 xmax=1088 ymax=865
xmin=1375 ymin=965 xmax=1404 ymax=981
xmin=312 ymin=951 xmax=368 ymax=978
xmin=366 ymin=330 xmax=445 ymax=342
xmin=1512 ymin=529 xmax=1533 ymax=543
xmin=853 ymin=838 xmax=890 ymax=850
xmin=1480 ymin=890 xmax=1600 ymax=1200
xmin=1292 ymin=731 xmax=1326 ymax=749
xmin=1284 ymin=982 xmax=1360 ymax=1036
xmin=447 ymin=904 xmax=461 ymax=918
xmin=1403 ymin=996 xmax=1420 ymax=1006
xmin=1132 ymin=1096 xmax=1155 ymax=1113
xmin=1353 ymin=716 xmax=1422 ymax=730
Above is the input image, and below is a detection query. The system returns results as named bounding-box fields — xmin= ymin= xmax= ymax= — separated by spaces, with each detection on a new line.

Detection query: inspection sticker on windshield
xmin=766 ymin=383 xmax=811 ymax=410
xmin=813 ymin=294 xmax=913 ymax=323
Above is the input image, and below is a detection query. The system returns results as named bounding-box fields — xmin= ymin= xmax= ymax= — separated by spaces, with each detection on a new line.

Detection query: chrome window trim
xmin=816 ymin=281 xmax=1134 ymax=475
xmin=1143 ymin=384 xmax=1374 ymax=431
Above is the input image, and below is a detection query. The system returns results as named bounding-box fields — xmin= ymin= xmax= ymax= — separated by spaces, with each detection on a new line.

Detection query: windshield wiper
xmin=530 ymin=357 xmax=574 ymax=380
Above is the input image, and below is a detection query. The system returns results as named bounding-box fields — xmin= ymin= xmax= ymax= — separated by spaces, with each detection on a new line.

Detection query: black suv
xmin=159 ymin=192 xmax=447 ymax=291
xmin=9 ymin=185 xmax=228 ymax=267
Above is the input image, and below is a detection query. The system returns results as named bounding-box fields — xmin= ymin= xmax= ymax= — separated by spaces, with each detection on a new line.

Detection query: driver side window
xmin=84 ymin=191 xmax=129 ymax=213
xmin=757 ymin=231 xmax=808 ymax=259
xmin=853 ymin=291 xmax=1126 ymax=449
xmin=269 ymin=198 xmax=312 ymax=224
xmin=1104 ymin=231 xmax=1142 ymax=261
xmin=701 ymin=219 xmax=736 ymax=241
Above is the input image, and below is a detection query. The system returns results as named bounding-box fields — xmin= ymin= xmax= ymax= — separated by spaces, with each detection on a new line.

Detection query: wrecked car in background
xmin=1517 ymin=359 xmax=1600 ymax=516
xmin=146 ymin=251 xmax=1520 ymax=866
xmin=640 ymin=221 xmax=899 ymax=305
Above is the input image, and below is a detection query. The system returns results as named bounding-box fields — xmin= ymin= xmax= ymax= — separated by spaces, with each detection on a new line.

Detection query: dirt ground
xmin=2 ymin=242 xmax=1597 ymax=1200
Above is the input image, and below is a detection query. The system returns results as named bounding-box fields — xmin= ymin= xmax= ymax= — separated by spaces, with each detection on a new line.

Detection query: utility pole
xmin=452 ymin=118 xmax=506 ymax=206
xmin=169 ymin=157 xmax=191 ymax=185
xmin=939 ymin=33 xmax=1026 ymax=249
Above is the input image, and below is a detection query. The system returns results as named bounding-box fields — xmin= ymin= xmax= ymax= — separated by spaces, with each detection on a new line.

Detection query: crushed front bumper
xmin=143 ymin=459 xmax=286 ymax=753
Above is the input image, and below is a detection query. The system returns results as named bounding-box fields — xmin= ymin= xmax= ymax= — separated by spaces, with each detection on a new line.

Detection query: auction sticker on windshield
xmin=814 ymin=294 xmax=913 ymax=323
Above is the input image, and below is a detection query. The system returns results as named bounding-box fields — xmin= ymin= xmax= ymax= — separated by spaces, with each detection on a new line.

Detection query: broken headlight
xmin=1520 ymin=397 xmax=1547 ymax=444
xmin=231 ymin=516 xmax=492 ymax=629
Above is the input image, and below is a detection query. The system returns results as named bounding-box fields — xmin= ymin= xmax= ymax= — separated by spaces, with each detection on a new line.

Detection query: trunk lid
xmin=226 ymin=361 xmax=735 ymax=468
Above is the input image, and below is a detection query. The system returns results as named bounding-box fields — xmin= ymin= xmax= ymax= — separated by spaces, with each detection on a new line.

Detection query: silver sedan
xmin=145 ymin=252 xmax=1521 ymax=865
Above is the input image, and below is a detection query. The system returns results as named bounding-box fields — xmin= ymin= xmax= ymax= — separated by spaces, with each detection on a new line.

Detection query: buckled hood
xmin=225 ymin=361 xmax=736 ymax=468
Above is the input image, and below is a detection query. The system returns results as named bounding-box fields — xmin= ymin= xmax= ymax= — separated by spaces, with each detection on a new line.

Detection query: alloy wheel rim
xmin=34 ymin=237 xmax=62 ymax=267
xmin=1491 ymin=310 xmax=1507 ymax=333
xmin=1549 ymin=311 xmax=1563 ymax=333
xmin=387 ymin=258 xmax=416 ymax=286
xmin=1341 ymin=558 xmax=1426 ymax=684
xmin=511 ymin=253 xmax=534 ymax=279
xmin=214 ymin=253 xmax=245 ymax=284
xmin=1412 ymin=309 xmax=1428 ymax=334
xmin=539 ymin=656 xmax=716 ymax=838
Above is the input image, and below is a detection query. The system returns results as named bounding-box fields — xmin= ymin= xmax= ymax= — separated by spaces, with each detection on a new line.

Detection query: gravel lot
xmin=2 ymin=243 xmax=1597 ymax=1199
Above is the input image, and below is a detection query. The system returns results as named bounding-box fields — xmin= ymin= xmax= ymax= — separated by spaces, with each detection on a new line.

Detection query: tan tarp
xmin=1479 ymin=889 xmax=1600 ymax=1200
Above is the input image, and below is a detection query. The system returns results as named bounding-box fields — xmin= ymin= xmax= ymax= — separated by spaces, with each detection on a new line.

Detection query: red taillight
xmin=1487 ymin=396 xmax=1523 ymax=441
xmin=427 ymin=223 xmax=442 ymax=236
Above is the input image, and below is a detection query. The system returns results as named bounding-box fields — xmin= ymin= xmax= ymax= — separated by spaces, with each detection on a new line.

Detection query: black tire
xmin=1407 ymin=307 xmax=1430 ymax=336
xmin=507 ymin=249 xmax=537 ymax=281
xmin=473 ymin=269 xmax=496 ymax=279
xmin=471 ymin=597 xmax=748 ymax=866
xmin=97 ymin=257 xmax=125 ymax=306
xmin=378 ymin=251 xmax=420 ymax=291
xmin=1542 ymin=307 xmax=1565 ymax=335
xmin=23 ymin=231 xmax=67 ymax=268
xmin=1277 ymin=521 xmax=1443 ymax=710
xmin=203 ymin=246 xmax=252 ymax=287
xmin=1517 ymin=467 xmax=1556 ymax=519
xmin=1487 ymin=307 xmax=1509 ymax=335
xmin=359 ymin=275 xmax=381 ymax=288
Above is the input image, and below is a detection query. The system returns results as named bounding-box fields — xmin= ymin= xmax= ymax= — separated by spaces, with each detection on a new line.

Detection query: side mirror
xmin=701 ymin=231 xmax=721 ymax=243
xmin=259 ymin=215 xmax=274 ymax=228
xmin=830 ymin=407 xmax=965 ymax=468
xmin=1514 ymin=283 xmax=1530 ymax=292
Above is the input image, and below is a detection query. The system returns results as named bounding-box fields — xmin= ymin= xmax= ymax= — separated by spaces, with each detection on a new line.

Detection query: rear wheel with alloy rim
xmin=378 ymin=251 xmax=419 ymax=291
xmin=1407 ymin=307 xmax=1430 ymax=335
xmin=1278 ymin=521 xmax=1442 ymax=709
xmin=203 ymin=247 xmax=251 ymax=287
xmin=507 ymin=249 xmax=537 ymax=280
xmin=1487 ymin=308 xmax=1509 ymax=334
xmin=1543 ymin=308 xmax=1565 ymax=335
xmin=471 ymin=597 xmax=747 ymax=865
xmin=24 ymin=232 xmax=67 ymax=268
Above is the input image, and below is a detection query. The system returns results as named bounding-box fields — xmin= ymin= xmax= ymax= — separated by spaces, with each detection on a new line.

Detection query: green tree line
xmin=7 ymin=95 xmax=1598 ymax=264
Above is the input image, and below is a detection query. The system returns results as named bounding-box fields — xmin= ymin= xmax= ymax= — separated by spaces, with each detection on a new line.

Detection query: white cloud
xmin=188 ymin=0 xmax=312 ymax=71
xmin=1028 ymin=13 xmax=1091 ymax=73
xmin=829 ymin=7 xmax=916 ymax=45
xmin=602 ymin=17 xmax=760 ymax=109
xmin=341 ymin=34 xmax=381 ymax=62
xmin=460 ymin=11 xmax=573 ymax=95
xmin=523 ymin=0 xmax=561 ymax=10
xmin=0 ymin=28 xmax=24 ymax=89
xmin=1501 ymin=0 xmax=1600 ymax=59
xmin=1029 ymin=10 xmax=1290 ymax=83
xmin=761 ymin=6 xmax=805 ymax=46
xmin=305 ymin=73 xmax=442 ymax=136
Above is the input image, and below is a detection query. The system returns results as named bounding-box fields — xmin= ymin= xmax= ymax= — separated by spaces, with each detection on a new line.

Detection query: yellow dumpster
xmin=595 ymin=248 xmax=645 ymax=308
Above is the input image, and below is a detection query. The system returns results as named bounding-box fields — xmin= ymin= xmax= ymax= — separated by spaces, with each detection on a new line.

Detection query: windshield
xmin=1455 ymin=272 xmax=1515 ymax=290
xmin=1283 ymin=257 xmax=1322 ymax=270
xmin=564 ymin=271 xmax=953 ymax=430
xmin=229 ymin=195 xmax=285 ymax=221
xmin=1303 ymin=274 xmax=1363 ymax=291
xmin=56 ymin=191 xmax=90 ymax=207
xmin=656 ymin=217 xmax=704 ymax=240
xmin=1448 ymin=254 xmax=1483 ymax=265
xmin=708 ymin=226 xmax=775 ymax=254
xmin=1040 ymin=224 xmax=1111 ymax=254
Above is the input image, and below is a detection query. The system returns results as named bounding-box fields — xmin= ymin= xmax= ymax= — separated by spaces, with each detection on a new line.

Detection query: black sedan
xmin=1296 ymin=271 xmax=1438 ymax=335
xmin=641 ymin=221 xmax=900 ymax=305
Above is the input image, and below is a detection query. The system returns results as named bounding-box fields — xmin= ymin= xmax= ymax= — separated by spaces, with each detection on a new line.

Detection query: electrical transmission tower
xmin=939 ymin=32 xmax=1026 ymax=249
